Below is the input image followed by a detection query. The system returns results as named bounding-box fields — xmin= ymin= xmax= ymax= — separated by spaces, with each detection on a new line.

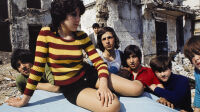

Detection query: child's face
xmin=192 ymin=54 xmax=200 ymax=70
xmin=93 ymin=27 xmax=99 ymax=34
xmin=17 ymin=61 xmax=33 ymax=76
xmin=126 ymin=54 xmax=140 ymax=71
xmin=155 ymin=69 xmax=171 ymax=82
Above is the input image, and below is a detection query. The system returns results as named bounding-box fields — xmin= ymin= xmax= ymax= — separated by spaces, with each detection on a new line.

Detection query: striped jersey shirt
xmin=24 ymin=27 xmax=109 ymax=96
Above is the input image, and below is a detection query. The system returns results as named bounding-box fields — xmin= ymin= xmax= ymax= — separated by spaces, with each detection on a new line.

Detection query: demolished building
xmin=0 ymin=0 xmax=52 ymax=63
xmin=82 ymin=0 xmax=197 ymax=64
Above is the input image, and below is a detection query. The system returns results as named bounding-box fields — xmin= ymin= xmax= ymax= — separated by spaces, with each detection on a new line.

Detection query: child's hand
xmin=157 ymin=97 xmax=174 ymax=109
xmin=149 ymin=84 xmax=157 ymax=91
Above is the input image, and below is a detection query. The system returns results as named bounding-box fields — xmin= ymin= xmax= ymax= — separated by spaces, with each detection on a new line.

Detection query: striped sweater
xmin=24 ymin=27 xmax=109 ymax=96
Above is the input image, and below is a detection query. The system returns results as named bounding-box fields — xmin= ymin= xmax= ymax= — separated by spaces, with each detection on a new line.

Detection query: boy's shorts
xmin=60 ymin=63 xmax=98 ymax=105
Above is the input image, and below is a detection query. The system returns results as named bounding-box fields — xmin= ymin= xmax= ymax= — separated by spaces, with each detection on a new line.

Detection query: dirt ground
xmin=0 ymin=63 xmax=21 ymax=105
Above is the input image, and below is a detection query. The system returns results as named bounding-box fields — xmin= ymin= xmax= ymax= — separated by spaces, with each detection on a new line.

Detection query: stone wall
xmin=107 ymin=0 xmax=142 ymax=51
xmin=10 ymin=0 xmax=52 ymax=50
xmin=81 ymin=0 xmax=142 ymax=50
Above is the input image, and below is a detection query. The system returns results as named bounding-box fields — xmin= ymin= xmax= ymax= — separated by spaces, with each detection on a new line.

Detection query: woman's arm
xmin=6 ymin=95 xmax=31 ymax=107
xmin=97 ymin=77 xmax=114 ymax=107
xmin=82 ymin=32 xmax=113 ymax=106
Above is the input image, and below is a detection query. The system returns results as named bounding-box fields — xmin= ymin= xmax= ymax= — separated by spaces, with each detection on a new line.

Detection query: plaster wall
xmin=183 ymin=18 xmax=192 ymax=44
xmin=81 ymin=3 xmax=97 ymax=35
xmin=167 ymin=16 xmax=177 ymax=53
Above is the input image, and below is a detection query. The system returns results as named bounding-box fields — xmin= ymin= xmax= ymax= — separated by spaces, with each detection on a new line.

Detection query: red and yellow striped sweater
xmin=24 ymin=27 xmax=109 ymax=96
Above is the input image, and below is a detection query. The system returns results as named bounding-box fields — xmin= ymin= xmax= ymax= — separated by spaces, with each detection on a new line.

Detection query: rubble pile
xmin=0 ymin=63 xmax=21 ymax=105
xmin=171 ymin=52 xmax=194 ymax=80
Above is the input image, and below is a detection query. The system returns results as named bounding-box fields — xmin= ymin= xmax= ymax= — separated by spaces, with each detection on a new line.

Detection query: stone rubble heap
xmin=171 ymin=52 xmax=194 ymax=80
xmin=0 ymin=63 xmax=21 ymax=105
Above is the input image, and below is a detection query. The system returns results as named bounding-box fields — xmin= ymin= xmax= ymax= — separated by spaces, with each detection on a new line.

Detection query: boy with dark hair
xmin=150 ymin=55 xmax=192 ymax=112
xmin=89 ymin=23 xmax=100 ymax=47
xmin=184 ymin=36 xmax=200 ymax=112
xmin=11 ymin=49 xmax=60 ymax=93
xmin=123 ymin=45 xmax=163 ymax=90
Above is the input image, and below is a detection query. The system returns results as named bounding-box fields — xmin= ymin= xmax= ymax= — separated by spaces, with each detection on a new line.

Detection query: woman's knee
xmin=130 ymin=80 xmax=144 ymax=96
xmin=102 ymin=99 xmax=120 ymax=112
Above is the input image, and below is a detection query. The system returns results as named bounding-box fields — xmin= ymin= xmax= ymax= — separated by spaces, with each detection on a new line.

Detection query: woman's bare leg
xmin=76 ymin=88 xmax=120 ymax=112
xmin=96 ymin=73 xmax=144 ymax=96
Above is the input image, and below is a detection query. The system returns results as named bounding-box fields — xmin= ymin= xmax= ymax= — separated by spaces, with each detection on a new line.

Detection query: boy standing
xmin=184 ymin=36 xmax=200 ymax=112
xmin=89 ymin=23 xmax=100 ymax=47
xmin=150 ymin=55 xmax=192 ymax=112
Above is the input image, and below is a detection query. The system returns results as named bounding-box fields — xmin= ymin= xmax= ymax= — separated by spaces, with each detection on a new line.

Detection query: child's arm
xmin=148 ymin=83 xmax=164 ymax=91
xmin=156 ymin=84 xmax=164 ymax=88
xmin=153 ymin=77 xmax=189 ymax=105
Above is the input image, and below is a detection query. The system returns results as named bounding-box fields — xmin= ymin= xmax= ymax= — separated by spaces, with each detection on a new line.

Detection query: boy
xmin=89 ymin=23 xmax=100 ymax=47
xmin=150 ymin=55 xmax=192 ymax=112
xmin=123 ymin=45 xmax=163 ymax=91
xmin=11 ymin=49 xmax=60 ymax=93
xmin=184 ymin=36 xmax=200 ymax=112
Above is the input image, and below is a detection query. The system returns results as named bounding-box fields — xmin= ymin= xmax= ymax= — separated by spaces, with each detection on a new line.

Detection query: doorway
xmin=28 ymin=25 xmax=42 ymax=55
xmin=0 ymin=23 xmax=12 ymax=51
xmin=155 ymin=21 xmax=168 ymax=56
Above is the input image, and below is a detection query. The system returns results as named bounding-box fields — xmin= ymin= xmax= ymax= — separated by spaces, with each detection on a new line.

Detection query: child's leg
xmin=76 ymin=88 xmax=120 ymax=112
xmin=96 ymin=73 xmax=144 ymax=96
xmin=16 ymin=75 xmax=27 ymax=93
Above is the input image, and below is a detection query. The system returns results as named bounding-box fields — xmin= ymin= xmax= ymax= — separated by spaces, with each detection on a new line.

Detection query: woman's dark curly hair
xmin=11 ymin=49 xmax=34 ymax=71
xmin=97 ymin=27 xmax=120 ymax=51
xmin=50 ymin=0 xmax=85 ymax=33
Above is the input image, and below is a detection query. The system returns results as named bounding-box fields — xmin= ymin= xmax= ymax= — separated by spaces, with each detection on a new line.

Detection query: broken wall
xmin=81 ymin=0 xmax=194 ymax=65
xmin=11 ymin=0 xmax=52 ymax=50
xmin=81 ymin=0 xmax=142 ymax=51
xmin=0 ymin=0 xmax=52 ymax=63
xmin=107 ymin=0 xmax=142 ymax=51
xmin=142 ymin=7 xmax=180 ymax=64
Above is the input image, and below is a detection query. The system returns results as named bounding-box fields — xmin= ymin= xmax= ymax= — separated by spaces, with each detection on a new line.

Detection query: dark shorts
xmin=60 ymin=63 xmax=98 ymax=105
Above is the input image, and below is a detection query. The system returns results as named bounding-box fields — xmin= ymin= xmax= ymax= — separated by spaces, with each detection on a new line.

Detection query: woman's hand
xmin=5 ymin=95 xmax=31 ymax=107
xmin=97 ymin=77 xmax=114 ymax=107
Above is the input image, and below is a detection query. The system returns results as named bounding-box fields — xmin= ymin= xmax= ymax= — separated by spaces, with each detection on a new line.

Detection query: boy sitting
xmin=10 ymin=49 xmax=60 ymax=93
xmin=150 ymin=55 xmax=192 ymax=112
xmin=184 ymin=36 xmax=200 ymax=112
xmin=122 ymin=45 xmax=163 ymax=91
